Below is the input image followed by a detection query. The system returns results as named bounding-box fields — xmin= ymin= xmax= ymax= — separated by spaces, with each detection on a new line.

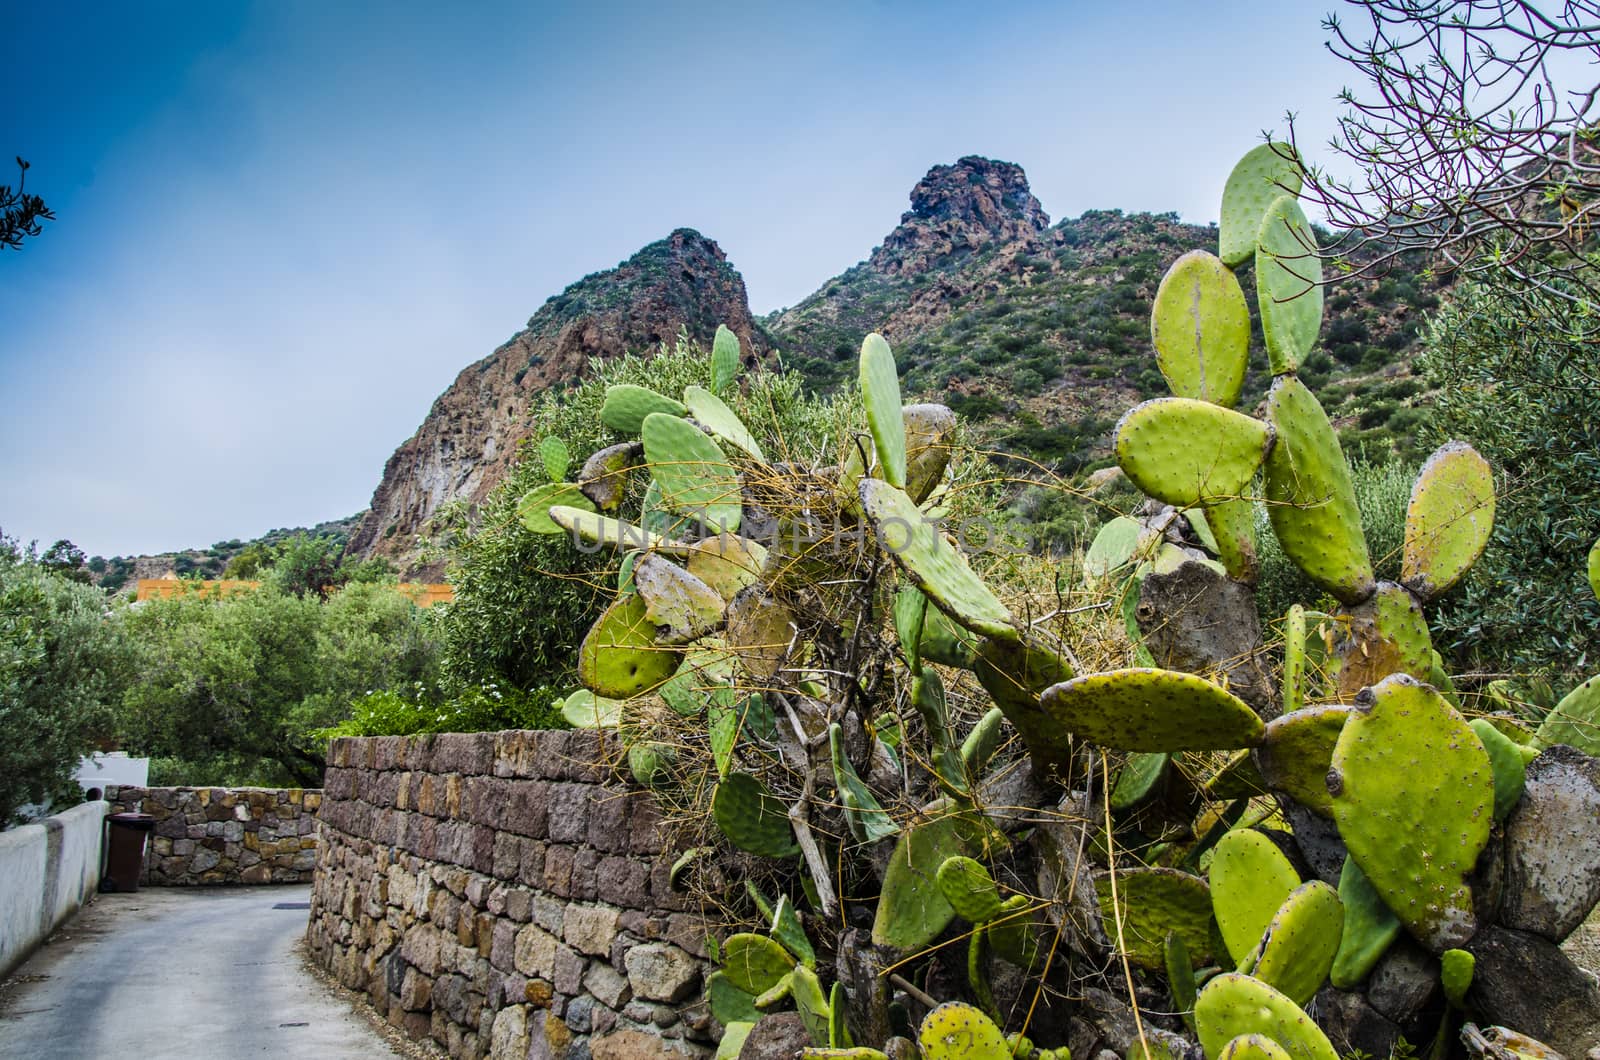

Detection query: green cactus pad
xmin=577 ymin=441 xmax=642 ymax=511
xmin=1328 ymin=674 xmax=1494 ymax=952
xmin=1113 ymin=398 xmax=1274 ymax=508
xmin=1590 ymin=537 xmax=1600 ymax=602
xmin=1167 ymin=932 xmax=1199 ymax=1035
xmin=904 ymin=403 xmax=958 ymax=504
xmin=1469 ymin=718 xmax=1528 ymax=821
xmin=641 ymin=412 xmax=742 ymax=533
xmin=627 ymin=740 xmax=675 ymax=787
xmin=601 ymin=383 xmax=688 ymax=433
xmin=1206 ymin=497 xmax=1260 ymax=584
xmin=986 ymin=894 xmax=1041 ymax=969
xmin=708 ymin=971 xmax=762 ymax=1027
xmin=1094 ymin=867 xmax=1217 ymax=970
xmin=519 ymin=483 xmax=596 ymax=535
xmin=1246 ymin=880 xmax=1343 ymax=1006
xmin=1441 ymin=948 xmax=1474 ymax=1008
xmin=922 ymin=603 xmax=979 ymax=667
xmin=1329 ymin=855 xmax=1401 ymax=989
xmin=893 ymin=587 xmax=928 ymax=670
xmin=659 ymin=645 xmax=736 ymax=717
xmin=550 ymin=505 xmax=665 ymax=552
xmin=1281 ymin=604 xmax=1311 ymax=714
xmin=860 ymin=333 xmax=907 ymax=489
xmin=578 ymin=594 xmax=678 ymax=699
xmin=1258 ymin=706 xmax=1351 ymax=817
xmin=827 ymin=981 xmax=850 ymax=1048
xmin=1205 ymin=750 xmax=1269 ymax=800
xmin=1151 ymin=250 xmax=1251 ymax=407
xmin=972 ymin=635 xmax=1075 ymax=774
xmin=717 ymin=1023 xmax=755 ymax=1060
xmin=684 ymin=385 xmax=766 ymax=462
xmin=711 ymin=323 xmax=741 ymax=395
xmin=858 ymin=479 xmax=1015 ymax=641
xmin=1039 ymin=668 xmax=1265 ymax=752
xmin=771 ymin=894 xmax=816 ymax=968
xmin=1194 ymin=973 xmax=1337 ymax=1060
xmin=1534 ymin=673 xmax=1600 ymax=755
xmin=685 ymin=533 xmax=768 ymax=601
xmin=539 ymin=435 xmax=570 ymax=482
xmin=1255 ymin=195 xmax=1324 ymax=376
xmin=1401 ymin=442 xmax=1495 ymax=601
xmin=1210 ymin=829 xmax=1303 ymax=966
xmin=1219 ymin=142 xmax=1303 ymax=267
xmin=632 ymin=555 xmax=726 ymax=644
xmin=560 ymin=689 xmax=623 ymax=728
xmin=712 ymin=772 xmax=799 ymax=858
xmin=1109 ymin=752 xmax=1170 ymax=811
xmin=917 ymin=1002 xmax=1009 ymax=1060
xmin=936 ymin=856 xmax=1003 ymax=923
xmin=871 ymin=807 xmax=980 ymax=951
xmin=726 ymin=586 xmax=793 ymax=678
xmin=1263 ymin=375 xmax=1375 ymax=604
xmin=959 ymin=708 xmax=1006 ymax=777
xmin=790 ymin=964 xmax=831 ymax=1046
xmin=721 ymin=932 xmax=796 ymax=994
xmin=1083 ymin=516 xmax=1147 ymax=582
xmin=830 ymin=723 xmax=899 ymax=843
xmin=1217 ymin=1035 xmax=1294 ymax=1060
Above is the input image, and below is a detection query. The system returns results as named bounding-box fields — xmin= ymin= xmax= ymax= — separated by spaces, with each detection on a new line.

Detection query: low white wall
xmin=0 ymin=800 xmax=108 ymax=979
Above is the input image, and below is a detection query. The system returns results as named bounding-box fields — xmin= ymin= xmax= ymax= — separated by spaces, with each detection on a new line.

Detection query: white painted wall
xmin=0 ymin=800 xmax=109 ymax=979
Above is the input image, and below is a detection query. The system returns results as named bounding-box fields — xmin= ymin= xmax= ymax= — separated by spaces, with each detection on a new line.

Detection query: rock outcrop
xmin=347 ymin=230 xmax=764 ymax=574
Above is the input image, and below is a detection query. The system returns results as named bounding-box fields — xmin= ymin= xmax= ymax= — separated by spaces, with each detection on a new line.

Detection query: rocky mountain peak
xmin=871 ymin=156 xmax=1050 ymax=275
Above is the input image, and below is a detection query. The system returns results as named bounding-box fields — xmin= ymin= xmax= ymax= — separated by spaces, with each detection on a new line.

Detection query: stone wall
xmin=309 ymin=730 xmax=715 ymax=1060
xmin=105 ymin=786 xmax=321 ymax=885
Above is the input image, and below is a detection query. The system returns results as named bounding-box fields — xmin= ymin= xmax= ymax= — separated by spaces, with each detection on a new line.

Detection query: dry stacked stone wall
xmin=105 ymin=785 xmax=321 ymax=884
xmin=309 ymin=730 xmax=716 ymax=1060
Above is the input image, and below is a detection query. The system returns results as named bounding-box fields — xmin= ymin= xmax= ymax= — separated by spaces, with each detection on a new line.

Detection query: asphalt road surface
xmin=0 ymin=885 xmax=409 ymax=1058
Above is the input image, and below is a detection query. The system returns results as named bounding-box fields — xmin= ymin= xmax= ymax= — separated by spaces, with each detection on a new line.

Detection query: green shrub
xmin=308 ymin=680 xmax=565 ymax=743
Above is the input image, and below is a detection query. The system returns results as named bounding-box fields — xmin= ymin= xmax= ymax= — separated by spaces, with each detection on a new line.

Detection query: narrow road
xmin=0 ymin=885 xmax=411 ymax=1058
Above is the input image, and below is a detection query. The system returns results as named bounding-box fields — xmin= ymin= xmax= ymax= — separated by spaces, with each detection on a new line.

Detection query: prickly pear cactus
xmin=721 ymin=932 xmax=796 ymax=994
xmin=1257 ymin=706 xmax=1351 ymax=817
xmin=830 ymin=723 xmax=899 ymax=843
xmin=860 ymin=333 xmax=908 ymax=489
xmin=539 ymin=435 xmax=570 ymax=482
xmin=1401 ymin=441 xmax=1495 ymax=602
xmin=1150 ymin=250 xmax=1251 ymax=408
xmin=1243 ymin=881 xmax=1343 ymax=1007
xmin=1255 ymin=194 xmax=1324 ymax=376
xmin=1469 ymin=717 xmax=1529 ymax=821
xmin=1219 ymin=142 xmax=1303 ymax=267
xmin=1218 ymin=1035 xmax=1294 ymax=1060
xmin=712 ymin=772 xmax=799 ymax=858
xmin=1327 ymin=674 xmax=1494 ymax=952
xmin=1327 ymin=583 xmax=1434 ymax=699
xmin=936 ymin=855 xmax=1003 ymax=924
xmin=710 ymin=323 xmax=741 ymax=395
xmin=871 ymin=807 xmax=979 ymax=952
xmin=578 ymin=441 xmax=642 ymax=510
xmin=1210 ymin=830 xmax=1302 ymax=966
xmin=684 ymin=385 xmax=766 ymax=461
xmin=632 ymin=554 xmax=726 ymax=644
xmin=601 ymin=383 xmax=687 ymax=433
xmin=1039 ymin=668 xmax=1265 ymax=752
xmin=917 ymin=1002 xmax=1010 ymax=1060
xmin=1194 ymin=973 xmax=1337 ymax=1060
xmin=578 ymin=593 xmax=679 ymax=699
xmin=1329 ymin=855 xmax=1400 ymax=990
xmin=1094 ymin=867 xmax=1218 ymax=969
xmin=1113 ymin=397 xmax=1274 ymax=508
xmin=519 ymin=482 xmax=596 ymax=535
xmin=641 ymin=412 xmax=742 ymax=533
xmin=1534 ymin=673 xmax=1600 ymax=756
xmin=1442 ymin=947 xmax=1475 ymax=1008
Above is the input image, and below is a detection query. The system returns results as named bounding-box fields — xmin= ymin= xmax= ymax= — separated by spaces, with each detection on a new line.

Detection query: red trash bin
xmin=103 ymin=812 xmax=155 ymax=892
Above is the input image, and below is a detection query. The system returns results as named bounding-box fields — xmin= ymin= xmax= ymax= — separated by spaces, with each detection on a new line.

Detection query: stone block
xmin=493 ymin=831 xmax=522 ymax=879
xmin=519 ymin=841 xmax=547 ymax=889
xmin=494 ymin=730 xmax=540 ymax=779
xmin=544 ymin=845 xmax=575 ymax=898
xmin=505 ymin=889 xmax=533 ymax=923
xmin=588 ymin=794 xmax=632 ymax=854
xmin=596 ymin=857 xmax=650 ymax=910
xmin=571 ymin=848 xmax=600 ymax=902
xmin=489 ymin=1003 xmax=530 ymax=1060
xmin=627 ymin=799 xmax=663 ymax=855
xmin=623 ymin=944 xmax=700 ymax=1003
xmin=515 ymin=924 xmax=559 ymax=979
xmin=591 ymin=1028 xmax=694 ymax=1060
xmin=400 ymin=966 xmax=434 ymax=1011
xmin=583 ymin=963 xmax=632 ymax=1010
xmin=432 ymin=732 xmax=497 ymax=776
xmin=563 ymin=905 xmax=621 ymax=957
xmin=529 ymin=1010 xmax=574 ymax=1060
xmin=552 ymin=944 xmax=586 ymax=996
xmin=503 ymin=779 xmax=551 ymax=839
xmin=546 ymin=784 xmax=591 ymax=845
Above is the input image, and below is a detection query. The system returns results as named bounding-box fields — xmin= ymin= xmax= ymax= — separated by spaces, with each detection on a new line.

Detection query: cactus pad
xmin=627 ymin=741 xmax=675 ymax=787
xmin=1401 ymin=442 xmax=1495 ymax=601
xmin=1194 ymin=973 xmax=1337 ymax=1060
xmin=1257 ymin=706 xmax=1351 ymax=817
xmin=1094 ymin=867 xmax=1217 ymax=969
xmin=858 ymin=479 xmax=1015 ymax=640
xmin=519 ymin=483 xmax=596 ymax=535
xmin=1245 ymin=880 xmax=1343 ymax=1006
xmin=986 ymin=894 xmax=1042 ymax=969
xmin=601 ymin=383 xmax=687 ymax=433
xmin=972 ymin=635 xmax=1075 ymax=774
xmin=1263 ymin=375 xmax=1375 ymax=604
xmin=790 ymin=964 xmax=831 ymax=1046
xmin=712 ymin=772 xmax=798 ymax=858
xmin=685 ymin=533 xmax=767 ymax=601
xmin=632 ymin=555 xmax=726 ymax=644
xmin=560 ymin=689 xmax=623 ymax=728
xmin=1534 ymin=673 xmax=1600 ymax=755
xmin=550 ymin=505 xmax=664 ymax=552
xmin=1281 ymin=605 xmax=1310 ymax=714
xmin=1441 ymin=948 xmax=1474 ymax=1008
xmin=1327 ymin=582 xmax=1435 ymax=697
xmin=711 ymin=323 xmax=741 ymax=395
xmin=1255 ymin=195 xmax=1324 ymax=376
xmin=578 ymin=594 xmax=678 ymax=699
xmin=1218 ymin=1035 xmax=1294 ymax=1060
xmin=1083 ymin=516 xmax=1147 ymax=582
xmin=960 ymin=707 xmax=1006 ymax=777
xmin=1039 ymin=668 xmax=1265 ymax=752
xmin=917 ymin=1002 xmax=1009 ymax=1060
xmin=936 ymin=855 xmax=1003 ymax=923
xmin=1210 ymin=829 xmax=1303 ymax=966
xmin=1109 ymin=752 xmax=1169 ymax=811
xmin=684 ymin=385 xmax=766 ymax=462
xmin=1329 ymin=855 xmax=1401 ymax=990
xmin=1590 ymin=537 xmax=1600 ymax=602
xmin=708 ymin=971 xmax=762 ymax=1027
xmin=1113 ymin=398 xmax=1274 ymax=508
xmin=1327 ymin=674 xmax=1494 ymax=952
xmin=721 ymin=932 xmax=796 ymax=994
xmin=1470 ymin=718 xmax=1529 ymax=821
xmin=578 ymin=441 xmax=642 ymax=511
xmin=904 ymin=403 xmax=958 ymax=503
xmin=539 ymin=435 xmax=569 ymax=482
xmin=1219 ymin=142 xmax=1303 ymax=267
xmin=830 ymin=723 xmax=899 ymax=843
xmin=871 ymin=807 xmax=979 ymax=951
xmin=642 ymin=412 xmax=742 ymax=533
xmin=1151 ymin=250 xmax=1251 ymax=407
xmin=726 ymin=587 xmax=793 ymax=678
xmin=860 ymin=333 xmax=908 ymax=489
xmin=1208 ymin=496 xmax=1261 ymax=584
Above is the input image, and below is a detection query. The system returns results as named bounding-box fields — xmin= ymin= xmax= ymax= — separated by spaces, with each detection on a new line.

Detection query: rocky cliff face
xmin=348 ymin=229 xmax=763 ymax=573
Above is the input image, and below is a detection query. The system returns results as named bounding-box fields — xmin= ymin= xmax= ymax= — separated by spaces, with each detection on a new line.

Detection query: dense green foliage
xmin=440 ymin=332 xmax=859 ymax=691
xmin=310 ymin=680 xmax=565 ymax=741
xmin=0 ymin=536 xmax=133 ymax=824
xmin=1416 ymin=281 xmax=1600 ymax=684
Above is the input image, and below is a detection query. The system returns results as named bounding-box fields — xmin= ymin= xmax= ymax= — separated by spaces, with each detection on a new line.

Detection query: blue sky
xmin=1 ymin=1 xmax=1355 ymax=558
